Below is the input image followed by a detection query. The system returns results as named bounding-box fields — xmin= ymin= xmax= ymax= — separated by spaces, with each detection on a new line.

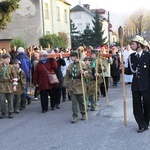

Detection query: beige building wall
xmin=41 ymin=0 xmax=71 ymax=48
xmin=0 ymin=0 xmax=71 ymax=49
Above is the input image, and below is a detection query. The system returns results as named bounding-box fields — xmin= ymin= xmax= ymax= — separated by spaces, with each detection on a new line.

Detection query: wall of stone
xmin=0 ymin=0 xmax=41 ymax=49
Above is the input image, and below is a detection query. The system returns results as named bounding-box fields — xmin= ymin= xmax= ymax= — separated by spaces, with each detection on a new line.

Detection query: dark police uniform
xmin=125 ymin=50 xmax=150 ymax=130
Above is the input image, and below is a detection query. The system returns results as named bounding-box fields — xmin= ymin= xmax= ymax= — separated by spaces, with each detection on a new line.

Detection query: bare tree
xmin=123 ymin=8 xmax=150 ymax=44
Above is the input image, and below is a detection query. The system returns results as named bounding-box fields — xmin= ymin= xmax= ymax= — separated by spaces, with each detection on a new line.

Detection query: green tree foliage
xmin=81 ymin=24 xmax=93 ymax=46
xmin=0 ymin=0 xmax=20 ymax=30
xmin=70 ymin=19 xmax=81 ymax=49
xmin=70 ymin=19 xmax=79 ymax=34
xmin=58 ymin=32 xmax=69 ymax=48
xmin=39 ymin=34 xmax=65 ymax=49
xmin=92 ymin=12 xmax=107 ymax=48
xmin=10 ymin=37 xmax=26 ymax=49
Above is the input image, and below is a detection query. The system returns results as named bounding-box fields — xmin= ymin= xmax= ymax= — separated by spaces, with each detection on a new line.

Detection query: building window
xmin=78 ymin=23 xmax=82 ymax=32
xmin=75 ymin=12 xmax=81 ymax=19
xmin=44 ymin=3 xmax=49 ymax=19
xmin=64 ymin=9 xmax=67 ymax=23
xmin=86 ymin=23 xmax=90 ymax=27
xmin=113 ymin=37 xmax=115 ymax=43
xmin=46 ymin=31 xmax=50 ymax=35
xmin=56 ymin=6 xmax=60 ymax=21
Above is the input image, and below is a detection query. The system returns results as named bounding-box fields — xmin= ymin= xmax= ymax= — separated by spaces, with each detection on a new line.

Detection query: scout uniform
xmin=12 ymin=59 xmax=26 ymax=113
xmin=100 ymin=57 xmax=112 ymax=96
xmin=84 ymin=57 xmax=103 ymax=111
xmin=0 ymin=53 xmax=18 ymax=119
xmin=90 ymin=50 xmax=106 ymax=99
xmin=64 ymin=51 xmax=88 ymax=123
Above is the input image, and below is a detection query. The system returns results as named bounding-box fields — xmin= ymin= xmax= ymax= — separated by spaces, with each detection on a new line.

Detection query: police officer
xmin=0 ymin=53 xmax=18 ymax=119
xmin=121 ymin=35 xmax=150 ymax=133
xmin=143 ymin=40 xmax=150 ymax=52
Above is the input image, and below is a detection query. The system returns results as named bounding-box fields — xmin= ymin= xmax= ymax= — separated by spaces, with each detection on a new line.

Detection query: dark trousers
xmin=112 ymin=76 xmax=118 ymax=86
xmin=20 ymin=93 xmax=26 ymax=109
xmin=62 ymin=86 xmax=66 ymax=100
xmin=132 ymin=90 xmax=150 ymax=129
xmin=53 ymin=87 xmax=61 ymax=105
xmin=40 ymin=89 xmax=55 ymax=111
xmin=100 ymin=77 xmax=109 ymax=96
xmin=70 ymin=92 xmax=85 ymax=118
xmin=34 ymin=86 xmax=39 ymax=98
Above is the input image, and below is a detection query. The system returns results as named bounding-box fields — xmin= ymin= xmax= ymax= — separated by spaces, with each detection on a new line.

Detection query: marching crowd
xmin=0 ymin=44 xmax=117 ymax=119
xmin=0 ymin=34 xmax=150 ymax=133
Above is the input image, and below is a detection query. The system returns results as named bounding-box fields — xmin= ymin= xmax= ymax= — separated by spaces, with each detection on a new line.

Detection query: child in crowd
xmin=12 ymin=59 xmax=26 ymax=113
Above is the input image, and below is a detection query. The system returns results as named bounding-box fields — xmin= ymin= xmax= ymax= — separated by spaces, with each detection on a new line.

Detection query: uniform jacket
xmin=14 ymin=68 xmax=26 ymax=95
xmin=85 ymin=65 xmax=102 ymax=95
xmin=64 ymin=61 xmax=87 ymax=95
xmin=125 ymin=50 xmax=150 ymax=91
xmin=0 ymin=63 xmax=17 ymax=93
xmin=34 ymin=58 xmax=58 ymax=91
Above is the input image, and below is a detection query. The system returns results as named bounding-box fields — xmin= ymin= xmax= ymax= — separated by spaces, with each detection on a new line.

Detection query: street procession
xmin=1 ymin=0 xmax=150 ymax=150
xmin=1 ymin=33 xmax=150 ymax=133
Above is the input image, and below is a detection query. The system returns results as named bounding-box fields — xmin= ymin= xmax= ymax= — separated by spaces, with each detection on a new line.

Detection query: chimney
xmin=79 ymin=0 xmax=81 ymax=6
xmin=83 ymin=4 xmax=90 ymax=10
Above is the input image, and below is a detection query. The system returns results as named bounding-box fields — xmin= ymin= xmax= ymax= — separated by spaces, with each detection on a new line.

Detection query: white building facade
xmin=70 ymin=4 xmax=116 ymax=46
xmin=70 ymin=5 xmax=95 ymax=34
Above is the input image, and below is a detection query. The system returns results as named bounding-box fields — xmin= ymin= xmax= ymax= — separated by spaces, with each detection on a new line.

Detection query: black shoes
xmin=8 ymin=113 xmax=13 ymax=119
xmin=137 ymin=127 xmax=148 ymax=133
xmin=27 ymin=98 xmax=32 ymax=105
xmin=15 ymin=110 xmax=20 ymax=114
xmin=0 ymin=113 xmax=13 ymax=119
xmin=42 ymin=110 xmax=47 ymax=113
xmin=55 ymin=104 xmax=60 ymax=109
xmin=51 ymin=107 xmax=55 ymax=111
xmin=71 ymin=117 xmax=78 ymax=123
xmin=91 ymin=107 xmax=95 ymax=111
xmin=0 ymin=113 xmax=5 ymax=119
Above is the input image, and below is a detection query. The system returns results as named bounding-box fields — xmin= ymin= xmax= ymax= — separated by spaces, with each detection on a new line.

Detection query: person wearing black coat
xmin=53 ymin=52 xmax=66 ymax=109
xmin=111 ymin=51 xmax=121 ymax=87
xmin=121 ymin=35 xmax=150 ymax=133
xmin=10 ymin=46 xmax=18 ymax=64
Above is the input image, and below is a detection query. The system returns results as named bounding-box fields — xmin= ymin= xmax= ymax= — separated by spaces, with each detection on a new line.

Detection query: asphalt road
xmin=0 ymin=80 xmax=150 ymax=150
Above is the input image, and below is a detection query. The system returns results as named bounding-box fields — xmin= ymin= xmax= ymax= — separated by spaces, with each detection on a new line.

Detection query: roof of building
xmin=91 ymin=8 xmax=112 ymax=29
xmin=91 ymin=9 xmax=107 ymax=15
xmin=71 ymin=5 xmax=95 ymax=17
xmin=61 ymin=0 xmax=71 ymax=6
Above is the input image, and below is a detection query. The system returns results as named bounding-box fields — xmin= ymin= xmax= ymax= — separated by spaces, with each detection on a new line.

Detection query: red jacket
xmin=34 ymin=59 xmax=58 ymax=91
